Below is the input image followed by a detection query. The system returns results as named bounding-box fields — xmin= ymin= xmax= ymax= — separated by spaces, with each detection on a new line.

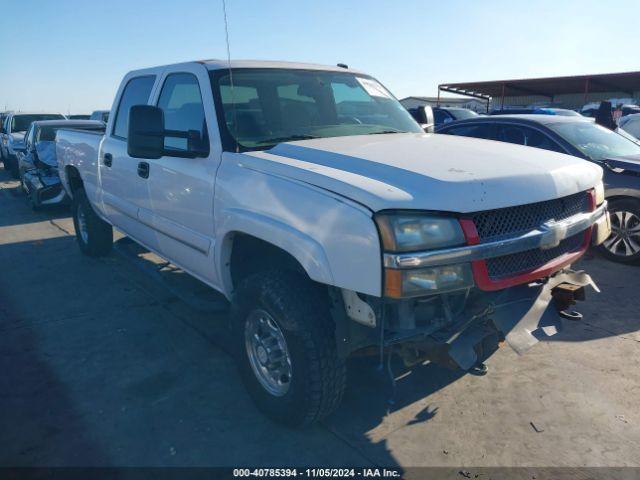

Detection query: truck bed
xmin=56 ymin=127 xmax=105 ymax=201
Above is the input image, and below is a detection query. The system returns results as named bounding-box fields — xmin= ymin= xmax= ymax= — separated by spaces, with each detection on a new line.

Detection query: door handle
xmin=103 ymin=152 xmax=113 ymax=167
xmin=137 ymin=161 xmax=150 ymax=179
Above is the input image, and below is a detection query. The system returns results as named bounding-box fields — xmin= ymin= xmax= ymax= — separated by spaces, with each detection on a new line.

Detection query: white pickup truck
xmin=57 ymin=60 xmax=610 ymax=426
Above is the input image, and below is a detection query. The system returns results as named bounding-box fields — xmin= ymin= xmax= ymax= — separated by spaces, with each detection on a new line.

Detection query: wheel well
xmin=229 ymin=233 xmax=307 ymax=288
xmin=65 ymin=166 xmax=83 ymax=194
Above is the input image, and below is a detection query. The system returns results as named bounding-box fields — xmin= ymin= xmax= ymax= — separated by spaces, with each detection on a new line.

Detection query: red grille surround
xmin=459 ymin=190 xmax=596 ymax=291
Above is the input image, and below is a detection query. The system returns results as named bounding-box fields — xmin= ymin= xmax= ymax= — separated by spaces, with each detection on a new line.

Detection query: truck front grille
xmin=486 ymin=232 xmax=585 ymax=280
xmin=471 ymin=191 xmax=591 ymax=242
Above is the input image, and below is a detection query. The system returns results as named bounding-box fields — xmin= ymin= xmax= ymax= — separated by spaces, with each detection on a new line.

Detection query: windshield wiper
xmin=365 ymin=129 xmax=407 ymax=135
xmin=257 ymin=134 xmax=319 ymax=145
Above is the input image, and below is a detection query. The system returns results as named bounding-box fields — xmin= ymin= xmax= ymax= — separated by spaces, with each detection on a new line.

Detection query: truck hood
xmin=605 ymin=154 xmax=640 ymax=174
xmin=244 ymin=133 xmax=602 ymax=213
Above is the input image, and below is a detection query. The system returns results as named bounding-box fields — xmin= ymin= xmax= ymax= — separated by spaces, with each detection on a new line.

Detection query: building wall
xmin=401 ymin=97 xmax=488 ymax=112
xmin=492 ymin=91 xmax=640 ymax=111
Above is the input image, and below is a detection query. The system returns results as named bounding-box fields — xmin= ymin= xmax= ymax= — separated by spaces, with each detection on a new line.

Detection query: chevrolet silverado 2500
xmin=57 ymin=60 xmax=610 ymax=426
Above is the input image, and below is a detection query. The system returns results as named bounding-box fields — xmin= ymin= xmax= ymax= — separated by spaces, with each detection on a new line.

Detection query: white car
xmin=56 ymin=60 xmax=610 ymax=426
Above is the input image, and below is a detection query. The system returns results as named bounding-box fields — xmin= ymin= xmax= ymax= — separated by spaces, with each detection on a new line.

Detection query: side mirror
xmin=128 ymin=105 xmax=165 ymax=159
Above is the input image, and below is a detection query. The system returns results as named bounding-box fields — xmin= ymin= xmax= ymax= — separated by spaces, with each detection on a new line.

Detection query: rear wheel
xmin=232 ymin=270 xmax=346 ymax=427
xmin=7 ymin=157 xmax=19 ymax=179
xmin=598 ymin=198 xmax=640 ymax=263
xmin=71 ymin=188 xmax=113 ymax=257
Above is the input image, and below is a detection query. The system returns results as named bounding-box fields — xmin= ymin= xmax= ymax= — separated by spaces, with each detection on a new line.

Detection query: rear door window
xmin=112 ymin=75 xmax=156 ymax=139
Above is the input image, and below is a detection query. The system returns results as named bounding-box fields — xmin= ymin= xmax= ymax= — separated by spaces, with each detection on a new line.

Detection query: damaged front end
xmin=333 ymin=268 xmax=598 ymax=371
xmin=22 ymin=166 xmax=68 ymax=207
xmin=332 ymin=187 xmax=611 ymax=372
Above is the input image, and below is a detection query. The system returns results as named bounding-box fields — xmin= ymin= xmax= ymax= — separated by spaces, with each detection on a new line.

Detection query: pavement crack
xmin=321 ymin=423 xmax=379 ymax=468
xmin=49 ymin=219 xmax=73 ymax=236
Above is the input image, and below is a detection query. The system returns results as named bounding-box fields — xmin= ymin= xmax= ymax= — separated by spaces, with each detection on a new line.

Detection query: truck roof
xmin=128 ymin=59 xmax=361 ymax=76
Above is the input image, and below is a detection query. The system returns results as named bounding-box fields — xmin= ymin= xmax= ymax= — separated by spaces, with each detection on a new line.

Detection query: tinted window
xmin=496 ymin=124 xmax=564 ymax=153
xmin=549 ymin=121 xmax=640 ymax=161
xmin=212 ymin=69 xmax=422 ymax=151
xmin=157 ymin=73 xmax=209 ymax=154
xmin=113 ymin=76 xmax=156 ymax=139
xmin=442 ymin=124 xmax=494 ymax=139
xmin=11 ymin=114 xmax=64 ymax=132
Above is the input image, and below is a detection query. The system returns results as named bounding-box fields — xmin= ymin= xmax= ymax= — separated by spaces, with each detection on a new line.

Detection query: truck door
xmin=99 ymin=74 xmax=158 ymax=248
xmin=142 ymin=66 xmax=221 ymax=285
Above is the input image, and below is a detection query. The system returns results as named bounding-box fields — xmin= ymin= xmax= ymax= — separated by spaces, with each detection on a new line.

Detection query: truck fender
xmin=216 ymin=207 xmax=334 ymax=294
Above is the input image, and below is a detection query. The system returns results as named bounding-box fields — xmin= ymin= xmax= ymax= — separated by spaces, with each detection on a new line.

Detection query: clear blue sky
xmin=1 ymin=0 xmax=639 ymax=113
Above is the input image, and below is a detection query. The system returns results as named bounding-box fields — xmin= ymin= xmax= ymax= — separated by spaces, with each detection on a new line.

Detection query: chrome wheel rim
xmin=77 ymin=204 xmax=89 ymax=244
xmin=603 ymin=210 xmax=640 ymax=257
xmin=244 ymin=309 xmax=292 ymax=397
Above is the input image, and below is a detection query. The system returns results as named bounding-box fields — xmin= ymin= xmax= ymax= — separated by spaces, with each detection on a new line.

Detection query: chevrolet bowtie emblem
xmin=539 ymin=221 xmax=568 ymax=250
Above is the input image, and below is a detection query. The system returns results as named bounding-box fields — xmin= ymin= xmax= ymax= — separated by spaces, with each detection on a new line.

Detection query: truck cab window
xmin=112 ymin=75 xmax=156 ymax=139
xmin=157 ymin=73 xmax=209 ymax=154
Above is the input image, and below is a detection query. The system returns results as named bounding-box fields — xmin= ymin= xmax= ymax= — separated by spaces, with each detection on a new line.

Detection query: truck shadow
xmin=0 ymin=236 xmax=111 ymax=466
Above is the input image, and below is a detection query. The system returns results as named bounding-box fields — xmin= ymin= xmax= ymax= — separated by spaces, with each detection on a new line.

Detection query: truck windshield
xmin=210 ymin=69 xmax=422 ymax=151
xmin=11 ymin=114 xmax=64 ymax=132
xmin=548 ymin=121 xmax=640 ymax=161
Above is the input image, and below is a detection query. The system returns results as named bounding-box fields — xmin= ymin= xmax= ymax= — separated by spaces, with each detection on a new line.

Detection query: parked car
xmin=0 ymin=111 xmax=11 ymax=166
xmin=57 ymin=60 xmax=608 ymax=426
xmin=17 ymin=120 xmax=105 ymax=209
xmin=1 ymin=112 xmax=65 ymax=178
xmin=437 ymin=114 xmax=640 ymax=263
xmin=89 ymin=110 xmax=110 ymax=122
xmin=68 ymin=114 xmax=91 ymax=120
xmin=408 ymin=106 xmax=478 ymax=127
xmin=490 ymin=107 xmax=581 ymax=117
xmin=619 ymin=113 xmax=640 ymax=140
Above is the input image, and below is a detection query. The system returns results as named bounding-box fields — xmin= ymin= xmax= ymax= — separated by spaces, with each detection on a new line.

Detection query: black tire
xmin=231 ymin=270 xmax=346 ymax=427
xmin=27 ymin=189 xmax=40 ymax=211
xmin=8 ymin=157 xmax=19 ymax=179
xmin=598 ymin=197 xmax=640 ymax=264
xmin=71 ymin=188 xmax=113 ymax=257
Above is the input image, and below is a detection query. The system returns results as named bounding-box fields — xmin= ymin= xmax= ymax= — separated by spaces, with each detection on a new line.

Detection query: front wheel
xmin=598 ymin=198 xmax=640 ymax=263
xmin=232 ymin=270 xmax=346 ymax=427
xmin=71 ymin=188 xmax=113 ymax=257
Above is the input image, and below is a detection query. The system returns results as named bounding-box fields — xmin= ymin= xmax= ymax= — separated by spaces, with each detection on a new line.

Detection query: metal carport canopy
xmin=438 ymin=70 xmax=640 ymax=105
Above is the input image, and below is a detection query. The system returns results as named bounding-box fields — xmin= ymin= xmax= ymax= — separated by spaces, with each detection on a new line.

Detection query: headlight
xmin=375 ymin=212 xmax=466 ymax=252
xmin=376 ymin=212 xmax=474 ymax=298
xmin=594 ymin=181 xmax=605 ymax=206
xmin=384 ymin=264 xmax=474 ymax=298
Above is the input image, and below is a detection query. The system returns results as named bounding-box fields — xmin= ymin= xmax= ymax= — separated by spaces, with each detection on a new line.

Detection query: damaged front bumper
xmin=23 ymin=168 xmax=68 ymax=206
xmin=443 ymin=269 xmax=598 ymax=370
xmin=334 ymin=268 xmax=599 ymax=372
